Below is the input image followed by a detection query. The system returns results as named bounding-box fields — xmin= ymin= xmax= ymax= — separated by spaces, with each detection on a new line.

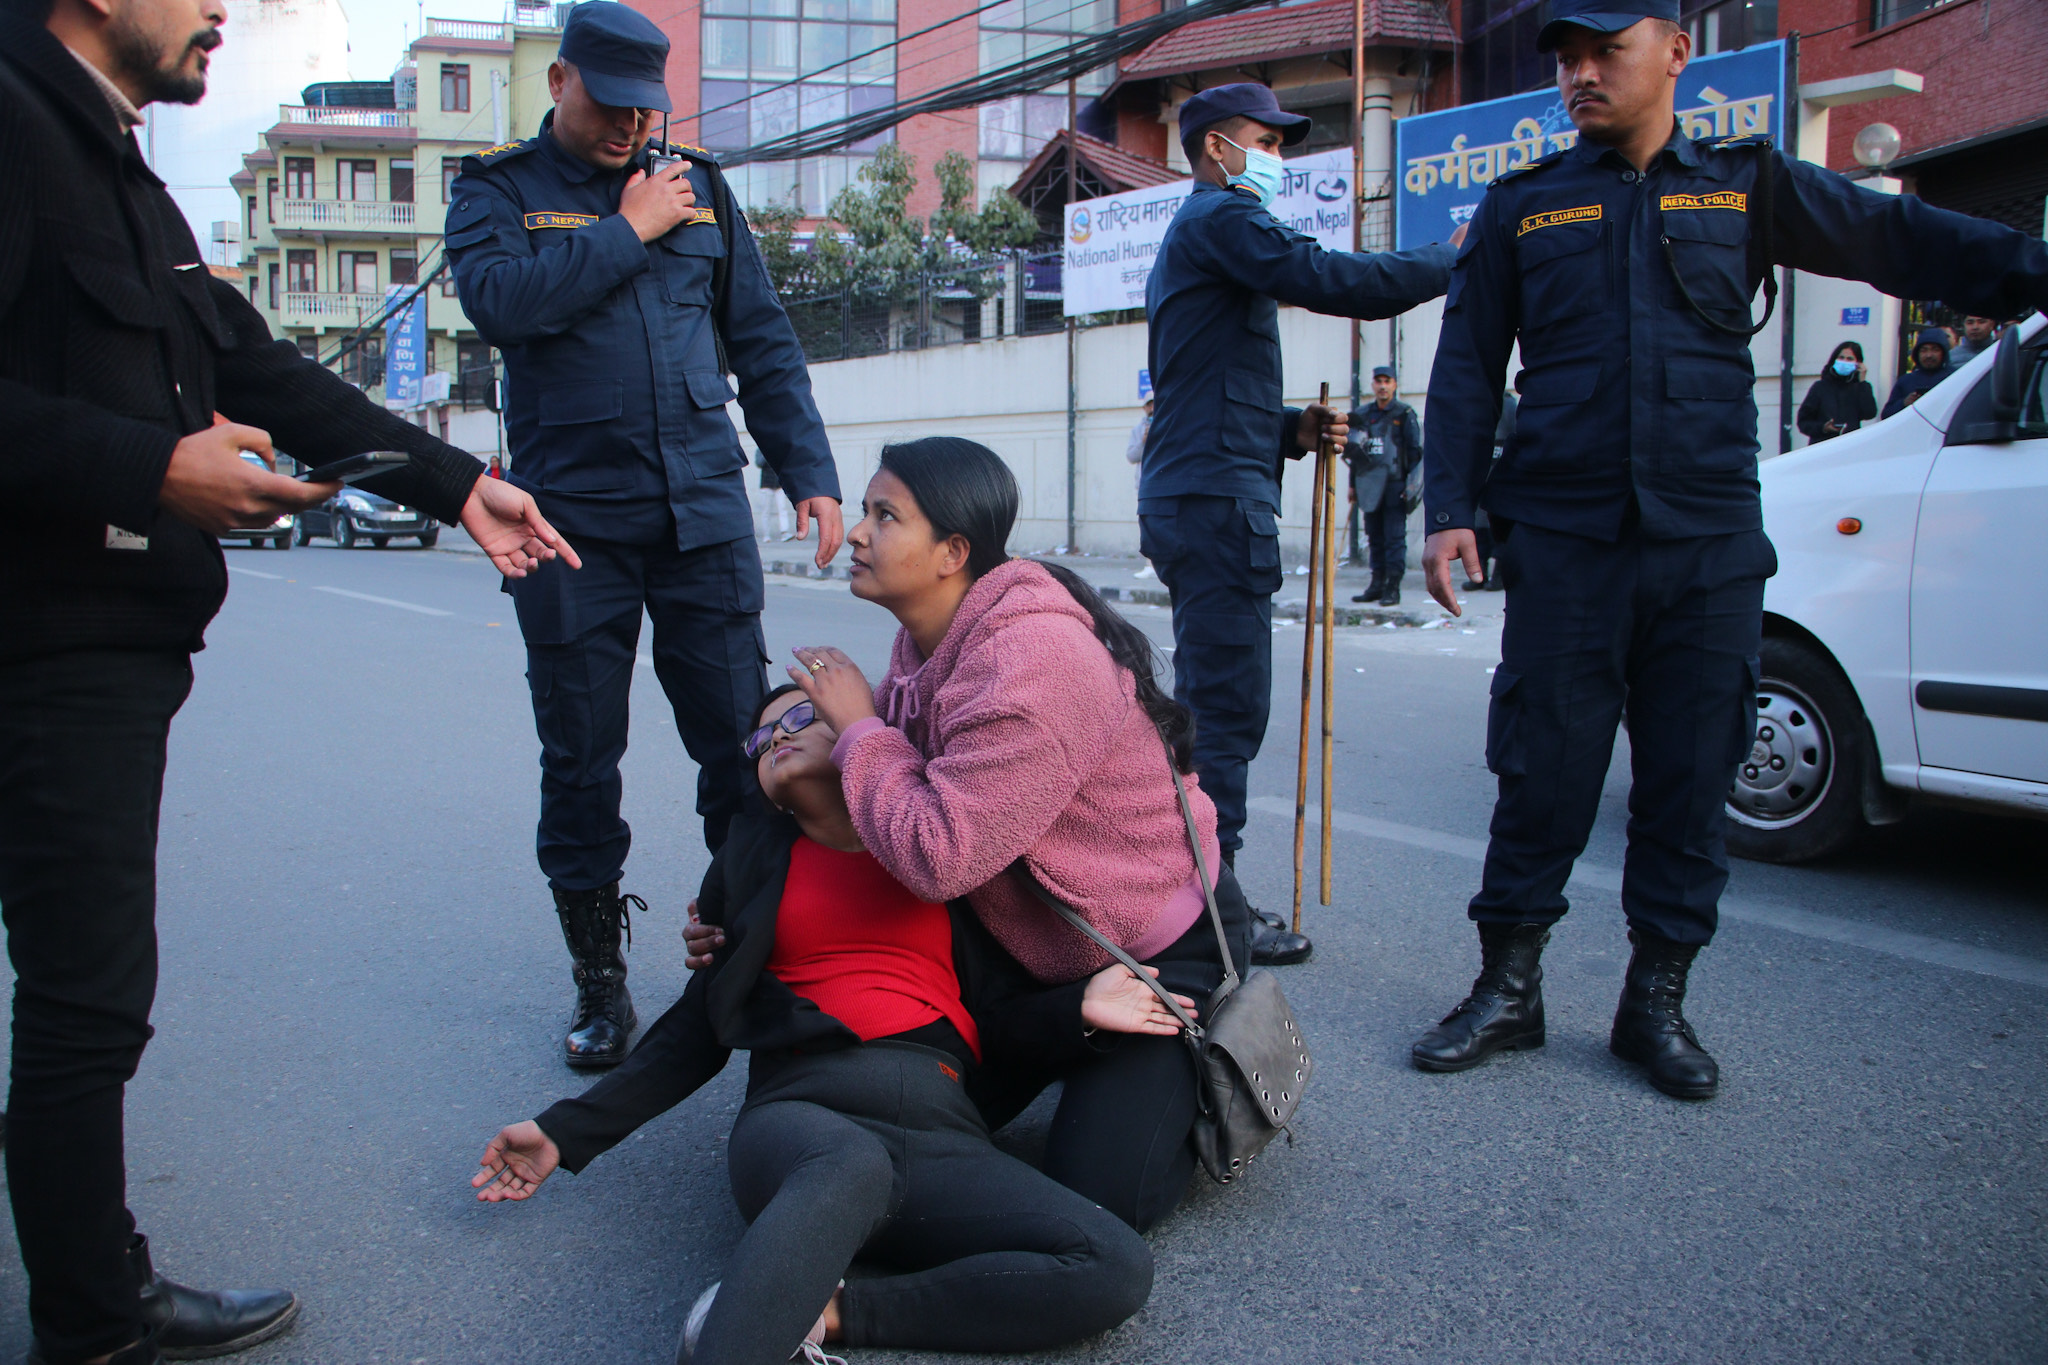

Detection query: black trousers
xmin=1356 ymin=480 xmax=1408 ymax=587
xmin=975 ymin=868 xmax=1253 ymax=1232
xmin=1473 ymin=522 xmax=1775 ymax=945
xmin=1140 ymin=495 xmax=1283 ymax=858
xmin=506 ymin=534 xmax=769 ymax=883
xmin=0 ymin=649 xmax=194 ymax=1362
xmin=697 ymin=1043 xmax=1154 ymax=1365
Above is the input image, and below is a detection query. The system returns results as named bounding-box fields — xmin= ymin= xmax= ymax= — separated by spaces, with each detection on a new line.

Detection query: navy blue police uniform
xmin=1419 ymin=0 xmax=2048 ymax=1095
xmin=445 ymin=1 xmax=838 ymax=1066
xmin=1141 ymin=85 xmax=1454 ymax=909
xmin=1346 ymin=376 xmax=1421 ymax=602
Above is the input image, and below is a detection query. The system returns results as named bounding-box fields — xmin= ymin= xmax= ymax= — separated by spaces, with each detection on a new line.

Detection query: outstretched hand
xmin=1082 ymin=963 xmax=1196 ymax=1037
xmin=460 ymin=474 xmax=582 ymax=579
xmin=473 ymin=1120 xmax=560 ymax=1202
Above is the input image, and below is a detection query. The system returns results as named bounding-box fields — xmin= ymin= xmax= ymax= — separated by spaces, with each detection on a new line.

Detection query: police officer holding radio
xmin=447 ymin=2 xmax=841 ymax=1070
xmin=1414 ymin=0 xmax=2048 ymax=1098
xmin=1141 ymin=83 xmax=1457 ymax=966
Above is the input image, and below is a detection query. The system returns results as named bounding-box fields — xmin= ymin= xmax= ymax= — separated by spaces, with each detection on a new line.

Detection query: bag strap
xmin=1167 ymin=759 xmax=1240 ymax=997
xmin=1017 ymin=871 xmax=1205 ymax=1042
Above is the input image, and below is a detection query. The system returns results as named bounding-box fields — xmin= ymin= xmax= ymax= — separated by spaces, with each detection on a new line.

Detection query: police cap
xmin=1536 ymin=0 xmax=1681 ymax=52
xmin=560 ymin=1 xmax=672 ymax=113
xmin=1372 ymin=365 xmax=1397 ymax=379
xmin=1177 ymin=83 xmax=1311 ymax=156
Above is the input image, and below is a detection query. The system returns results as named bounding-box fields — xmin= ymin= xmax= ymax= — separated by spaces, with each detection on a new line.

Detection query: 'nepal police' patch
xmin=1660 ymin=192 xmax=1747 ymax=213
xmin=524 ymin=212 xmax=600 ymax=230
xmin=1518 ymin=204 xmax=1602 ymax=236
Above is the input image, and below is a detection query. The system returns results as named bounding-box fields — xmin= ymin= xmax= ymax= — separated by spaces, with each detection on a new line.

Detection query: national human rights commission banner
xmin=1062 ymin=148 xmax=1356 ymax=316
xmin=1395 ymin=42 xmax=1784 ymax=251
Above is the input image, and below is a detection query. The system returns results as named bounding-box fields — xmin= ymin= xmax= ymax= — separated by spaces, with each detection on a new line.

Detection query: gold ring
xmin=809 ymin=659 xmax=827 ymax=672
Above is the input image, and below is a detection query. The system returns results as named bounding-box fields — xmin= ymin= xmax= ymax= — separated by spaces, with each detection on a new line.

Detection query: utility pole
xmin=1349 ymin=0 xmax=1364 ymax=411
xmin=1064 ymin=74 xmax=1079 ymax=555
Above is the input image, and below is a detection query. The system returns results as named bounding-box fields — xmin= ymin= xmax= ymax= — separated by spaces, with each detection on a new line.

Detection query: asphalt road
xmin=1 ymin=539 xmax=2042 ymax=1364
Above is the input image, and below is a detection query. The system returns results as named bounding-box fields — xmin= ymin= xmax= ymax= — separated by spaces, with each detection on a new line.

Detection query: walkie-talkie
xmin=648 ymin=111 xmax=682 ymax=176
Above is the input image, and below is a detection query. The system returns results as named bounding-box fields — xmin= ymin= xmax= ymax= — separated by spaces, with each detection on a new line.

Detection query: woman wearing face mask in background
xmin=1797 ymin=340 xmax=1878 ymax=444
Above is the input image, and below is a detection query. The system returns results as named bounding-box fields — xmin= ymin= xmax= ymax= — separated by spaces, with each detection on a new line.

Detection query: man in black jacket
xmin=0 ymin=0 xmax=577 ymax=1361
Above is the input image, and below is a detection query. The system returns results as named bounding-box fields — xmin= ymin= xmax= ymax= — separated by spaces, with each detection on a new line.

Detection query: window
xmin=297 ymin=336 xmax=320 ymax=360
xmin=1872 ymin=0 xmax=1962 ymax=28
xmin=338 ymin=159 xmax=377 ymax=201
xmin=699 ymin=0 xmax=895 ymax=213
xmin=283 ymin=157 xmax=314 ymax=199
xmin=440 ymin=272 xmax=459 ymax=298
xmin=247 ymin=275 xmax=257 ymax=300
xmin=443 ymin=157 xmax=463 ymax=203
xmin=245 ymin=195 xmax=257 ymax=239
xmin=337 ymin=250 xmax=378 ymax=294
xmin=441 ymin=63 xmax=470 ymax=112
xmin=265 ymin=177 xmax=277 ymax=222
xmin=267 ymin=263 xmax=279 ymax=309
xmin=1682 ymin=0 xmax=1776 ymax=53
xmin=342 ymin=334 xmax=384 ymax=388
xmin=285 ymin=249 xmax=316 ymax=294
xmin=1461 ymin=0 xmax=1550 ymax=104
xmin=390 ymin=158 xmax=414 ymax=204
xmin=456 ymin=338 xmax=494 ymax=405
xmin=390 ymin=249 xmax=418 ymax=284
xmin=977 ymin=0 xmax=1113 ymax=166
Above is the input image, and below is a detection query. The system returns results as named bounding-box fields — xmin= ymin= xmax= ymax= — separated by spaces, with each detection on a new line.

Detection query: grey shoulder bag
xmin=1017 ymin=755 xmax=1313 ymax=1184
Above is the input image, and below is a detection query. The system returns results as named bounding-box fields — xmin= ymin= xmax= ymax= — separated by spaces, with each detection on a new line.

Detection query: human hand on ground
xmin=787 ymin=646 xmax=877 ymax=731
xmin=1082 ymin=963 xmax=1196 ymax=1037
xmin=473 ymin=1120 xmax=559 ymax=1202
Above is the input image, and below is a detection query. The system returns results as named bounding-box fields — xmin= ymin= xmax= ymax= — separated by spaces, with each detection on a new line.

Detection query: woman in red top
xmin=470 ymin=686 xmax=1189 ymax=1365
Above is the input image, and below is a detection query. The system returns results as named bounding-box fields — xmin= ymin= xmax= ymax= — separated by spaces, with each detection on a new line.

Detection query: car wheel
xmin=334 ymin=516 xmax=355 ymax=549
xmin=295 ymin=521 xmax=312 ymax=546
xmin=1725 ymin=635 xmax=1868 ymax=865
xmin=418 ymin=528 xmax=439 ymax=548
xmin=274 ymin=534 xmax=292 ymax=550
xmin=371 ymin=535 xmax=390 ymax=548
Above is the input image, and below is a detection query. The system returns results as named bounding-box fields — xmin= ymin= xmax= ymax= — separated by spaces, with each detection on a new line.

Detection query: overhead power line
xmin=719 ymin=0 xmax=1279 ymax=168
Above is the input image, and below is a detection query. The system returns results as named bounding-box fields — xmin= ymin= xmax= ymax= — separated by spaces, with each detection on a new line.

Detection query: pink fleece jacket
xmin=832 ymin=558 xmax=1222 ymax=984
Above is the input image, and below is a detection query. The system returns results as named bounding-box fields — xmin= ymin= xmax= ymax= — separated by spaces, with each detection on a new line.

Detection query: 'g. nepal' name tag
xmin=1519 ymin=204 xmax=1601 ymax=236
xmin=1660 ymin=192 xmax=1747 ymax=213
xmin=524 ymin=212 xmax=599 ymax=230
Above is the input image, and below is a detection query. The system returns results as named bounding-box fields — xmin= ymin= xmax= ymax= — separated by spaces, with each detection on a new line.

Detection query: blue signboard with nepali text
xmin=383 ymin=284 xmax=429 ymax=407
xmin=1394 ymin=42 xmax=1785 ymax=251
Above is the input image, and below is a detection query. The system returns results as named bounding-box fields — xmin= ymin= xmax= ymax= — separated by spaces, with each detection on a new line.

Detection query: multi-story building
xmin=229 ymin=11 xmax=566 ymax=455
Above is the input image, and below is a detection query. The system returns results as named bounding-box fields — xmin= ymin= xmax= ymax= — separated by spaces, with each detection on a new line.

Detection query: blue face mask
xmin=1219 ymin=136 xmax=1285 ymax=209
xmin=1832 ymin=359 xmax=1858 ymax=378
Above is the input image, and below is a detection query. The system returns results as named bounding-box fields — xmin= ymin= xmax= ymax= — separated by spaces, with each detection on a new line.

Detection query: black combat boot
xmin=1352 ymin=574 xmax=1385 ymax=604
xmin=1411 ymin=922 xmax=1549 ymax=1072
xmin=1378 ymin=581 xmax=1401 ymax=607
xmin=131 ymin=1235 xmax=299 ymax=1360
xmin=554 ymin=883 xmax=644 ymax=1069
xmin=1610 ymin=928 xmax=1718 ymax=1100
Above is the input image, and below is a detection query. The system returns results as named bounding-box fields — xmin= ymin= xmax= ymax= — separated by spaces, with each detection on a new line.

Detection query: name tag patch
xmin=1660 ymin=192 xmax=1747 ymax=213
xmin=105 ymin=525 xmax=148 ymax=551
xmin=524 ymin=212 xmax=599 ymax=231
xmin=1519 ymin=204 xmax=1602 ymax=236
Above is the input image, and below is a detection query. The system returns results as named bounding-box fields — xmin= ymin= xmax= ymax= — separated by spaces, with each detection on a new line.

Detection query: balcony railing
xmin=277 ymin=199 xmax=416 ymax=231
xmin=427 ymin=17 xmax=510 ymax=39
xmin=281 ymin=291 xmax=388 ymax=326
xmin=277 ymin=105 xmax=413 ymax=128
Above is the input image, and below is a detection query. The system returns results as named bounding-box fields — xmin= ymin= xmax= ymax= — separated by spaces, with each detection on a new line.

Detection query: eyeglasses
xmin=742 ymin=701 xmax=818 ymax=759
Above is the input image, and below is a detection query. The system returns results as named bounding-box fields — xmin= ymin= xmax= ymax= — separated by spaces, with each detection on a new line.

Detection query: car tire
xmin=295 ymin=522 xmax=312 ymax=547
xmin=1725 ymin=634 xmax=1868 ymax=865
xmin=418 ymin=529 xmax=439 ymax=548
xmin=334 ymin=516 xmax=355 ymax=549
xmin=371 ymin=535 xmax=390 ymax=548
xmin=274 ymin=534 xmax=292 ymax=550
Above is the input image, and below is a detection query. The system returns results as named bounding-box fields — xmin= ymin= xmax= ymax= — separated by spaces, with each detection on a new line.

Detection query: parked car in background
xmin=1728 ymin=313 xmax=2048 ymax=863
xmin=220 ymin=452 xmax=298 ymax=549
xmin=299 ymin=487 xmax=439 ymax=549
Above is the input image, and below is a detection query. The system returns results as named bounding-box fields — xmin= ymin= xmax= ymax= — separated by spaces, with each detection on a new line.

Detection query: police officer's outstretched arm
xmin=1422 ymin=202 xmax=1516 ymax=615
xmin=720 ymin=208 xmax=845 ymax=566
xmin=1769 ymin=152 xmax=2048 ymax=319
xmin=1200 ymin=197 xmax=1456 ymax=320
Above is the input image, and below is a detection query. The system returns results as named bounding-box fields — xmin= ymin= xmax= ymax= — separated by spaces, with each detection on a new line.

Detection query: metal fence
xmin=777 ymin=251 xmax=1078 ymax=365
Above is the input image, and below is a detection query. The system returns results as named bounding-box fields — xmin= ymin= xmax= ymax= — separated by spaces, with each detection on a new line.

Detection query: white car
xmin=1728 ymin=313 xmax=2048 ymax=863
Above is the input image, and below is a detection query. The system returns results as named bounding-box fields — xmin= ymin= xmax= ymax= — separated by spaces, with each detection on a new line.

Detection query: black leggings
xmin=980 ymin=867 xmax=1254 ymax=1233
xmin=692 ymin=1042 xmax=1153 ymax=1365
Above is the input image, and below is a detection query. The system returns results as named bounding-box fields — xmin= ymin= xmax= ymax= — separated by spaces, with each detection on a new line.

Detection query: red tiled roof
xmin=1010 ymin=129 xmax=1178 ymax=197
xmin=1121 ymin=0 xmax=1453 ymax=81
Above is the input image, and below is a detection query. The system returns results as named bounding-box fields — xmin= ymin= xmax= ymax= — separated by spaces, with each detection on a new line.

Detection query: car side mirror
xmin=1947 ymin=326 xmax=2027 ymax=445
xmin=1989 ymin=324 xmax=2025 ymax=423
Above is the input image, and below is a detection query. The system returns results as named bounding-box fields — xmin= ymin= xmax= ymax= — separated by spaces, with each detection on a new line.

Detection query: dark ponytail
xmin=877 ymin=437 xmax=1018 ymax=579
xmin=1037 ymin=562 xmax=1197 ymax=774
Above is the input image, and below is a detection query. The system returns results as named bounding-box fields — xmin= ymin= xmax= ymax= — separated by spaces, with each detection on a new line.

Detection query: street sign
xmin=1842 ymin=307 xmax=1871 ymax=325
xmin=383 ymin=284 xmax=429 ymax=407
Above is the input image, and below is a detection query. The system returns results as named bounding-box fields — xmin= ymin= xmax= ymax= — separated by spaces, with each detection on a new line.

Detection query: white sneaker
xmin=676 ymin=1281 xmax=719 ymax=1364
xmin=793 ymin=1280 xmax=847 ymax=1363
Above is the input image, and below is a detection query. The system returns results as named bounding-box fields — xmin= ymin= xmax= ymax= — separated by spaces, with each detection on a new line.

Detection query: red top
xmin=767 ymin=836 xmax=982 ymax=1062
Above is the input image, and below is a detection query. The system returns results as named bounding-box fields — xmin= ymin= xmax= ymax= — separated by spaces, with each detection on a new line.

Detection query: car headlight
xmin=339 ymin=495 xmax=372 ymax=512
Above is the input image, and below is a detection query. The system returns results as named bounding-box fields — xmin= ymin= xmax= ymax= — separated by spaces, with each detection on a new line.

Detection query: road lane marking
xmin=225 ymin=565 xmax=283 ymax=580
xmin=311 ymin=586 xmax=453 ymax=617
xmin=1247 ymin=796 xmax=2048 ymax=990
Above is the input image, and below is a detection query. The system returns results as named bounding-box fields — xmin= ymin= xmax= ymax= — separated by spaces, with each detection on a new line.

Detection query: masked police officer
xmin=447 ymin=2 xmax=842 ymax=1069
xmin=1141 ymin=84 xmax=1458 ymax=966
xmin=1347 ymin=365 xmax=1422 ymax=607
xmin=1414 ymin=0 xmax=2048 ymax=1098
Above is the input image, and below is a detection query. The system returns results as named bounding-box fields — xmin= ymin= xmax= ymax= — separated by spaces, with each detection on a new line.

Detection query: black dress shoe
xmin=1411 ymin=922 xmax=1549 ymax=1071
xmin=1249 ymin=911 xmax=1313 ymax=965
xmin=1378 ymin=585 xmax=1401 ymax=607
xmin=28 ymin=1328 xmax=161 ymax=1365
xmin=554 ymin=884 xmax=644 ymax=1069
xmin=1610 ymin=928 xmax=1719 ymax=1099
xmin=1352 ymin=575 xmax=1384 ymax=604
xmin=130 ymin=1236 xmax=298 ymax=1360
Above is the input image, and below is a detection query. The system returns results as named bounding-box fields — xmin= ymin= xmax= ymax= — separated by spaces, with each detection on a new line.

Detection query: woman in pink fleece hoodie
xmin=785 ymin=436 xmax=1257 ymax=1232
